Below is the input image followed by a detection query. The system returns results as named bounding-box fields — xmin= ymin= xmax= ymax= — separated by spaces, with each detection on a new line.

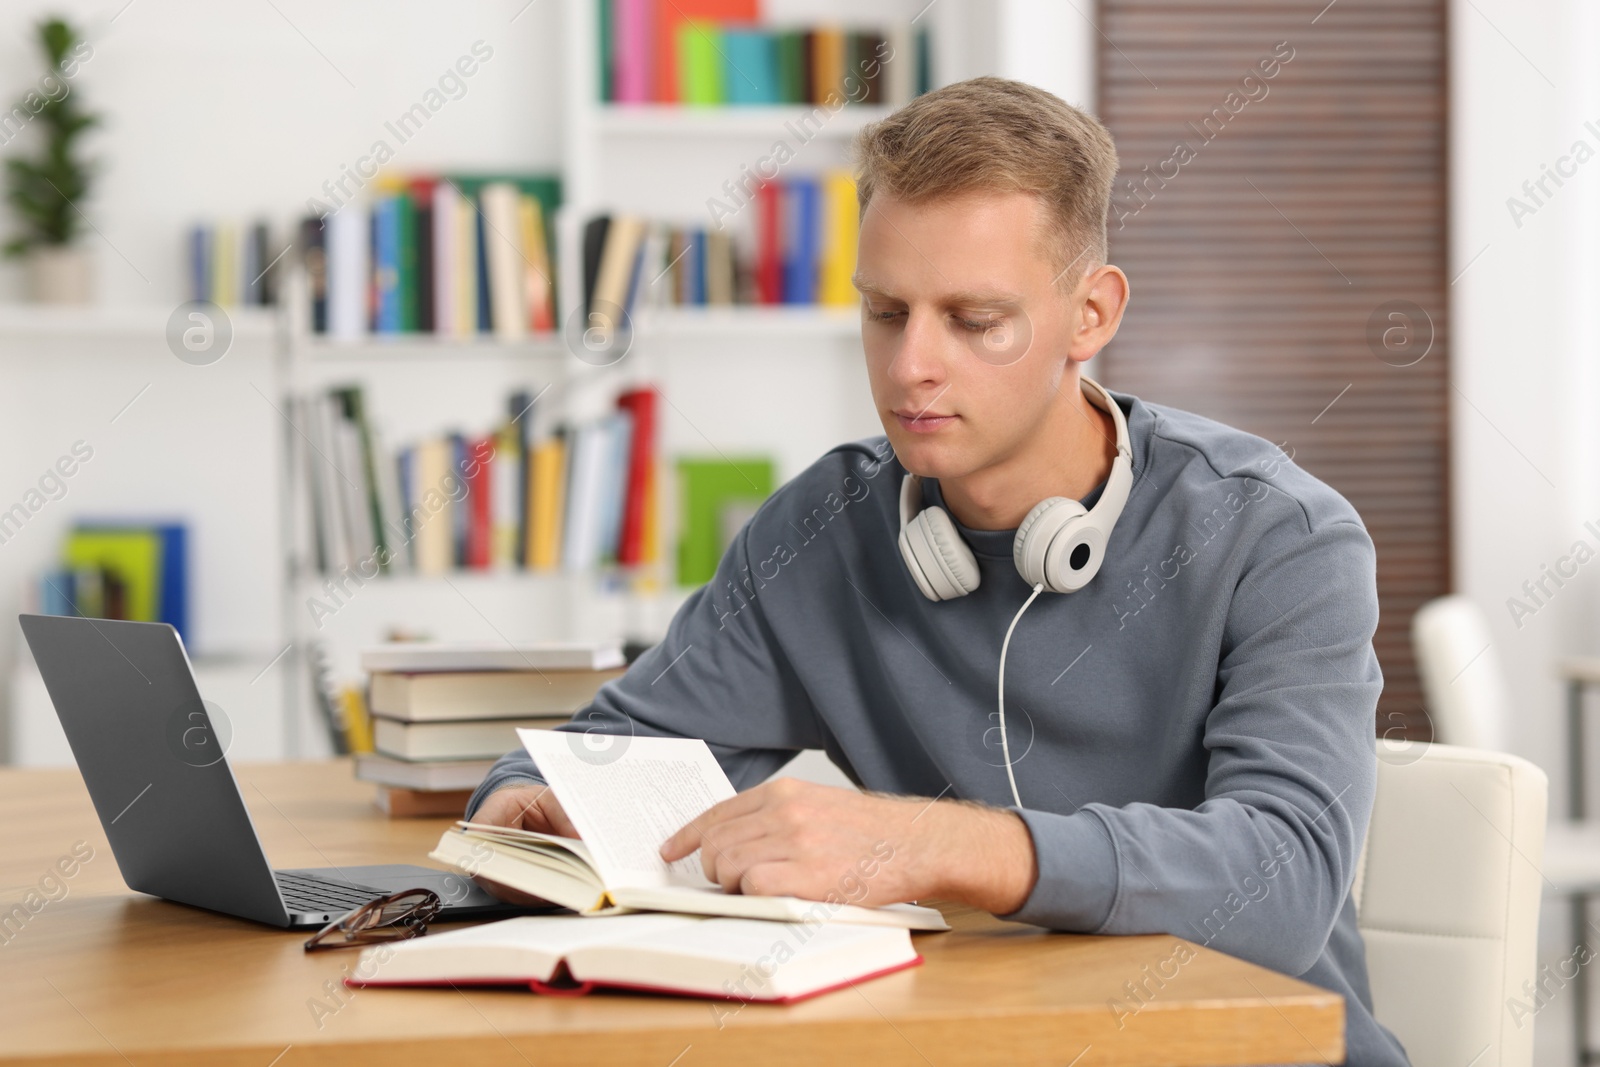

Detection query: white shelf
xmin=592 ymin=104 xmax=894 ymax=138
xmin=0 ymin=303 xmax=277 ymax=339
xmin=293 ymin=568 xmax=573 ymax=589
xmin=636 ymin=305 xmax=861 ymax=337
xmin=300 ymin=333 xmax=568 ymax=362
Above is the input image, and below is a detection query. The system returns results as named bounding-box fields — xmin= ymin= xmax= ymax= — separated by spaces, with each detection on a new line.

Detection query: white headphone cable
xmin=997 ymin=581 xmax=1046 ymax=808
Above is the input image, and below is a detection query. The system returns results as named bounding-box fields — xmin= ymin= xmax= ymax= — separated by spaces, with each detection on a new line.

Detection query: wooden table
xmin=0 ymin=761 xmax=1344 ymax=1066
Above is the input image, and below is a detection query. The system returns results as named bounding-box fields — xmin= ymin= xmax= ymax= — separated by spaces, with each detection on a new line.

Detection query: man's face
xmin=855 ymin=189 xmax=1079 ymax=482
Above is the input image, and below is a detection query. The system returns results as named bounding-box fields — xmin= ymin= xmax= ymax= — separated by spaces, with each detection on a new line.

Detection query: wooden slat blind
xmin=1094 ymin=0 xmax=1449 ymax=739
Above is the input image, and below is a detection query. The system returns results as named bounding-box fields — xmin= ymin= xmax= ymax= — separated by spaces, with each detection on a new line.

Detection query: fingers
xmin=538 ymin=791 xmax=579 ymax=838
xmin=475 ymin=785 xmax=570 ymax=836
xmin=660 ymin=784 xmax=774 ymax=861
xmin=690 ymin=811 xmax=773 ymax=884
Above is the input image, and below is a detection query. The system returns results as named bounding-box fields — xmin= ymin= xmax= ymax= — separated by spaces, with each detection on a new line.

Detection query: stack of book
xmin=355 ymin=642 xmax=629 ymax=817
xmin=300 ymin=172 xmax=560 ymax=340
xmin=599 ymin=0 xmax=930 ymax=107
xmin=293 ymin=383 xmax=663 ymax=581
xmin=582 ymin=170 xmax=858 ymax=333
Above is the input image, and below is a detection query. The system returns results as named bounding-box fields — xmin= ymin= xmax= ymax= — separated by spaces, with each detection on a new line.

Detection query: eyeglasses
xmin=302 ymin=888 xmax=441 ymax=952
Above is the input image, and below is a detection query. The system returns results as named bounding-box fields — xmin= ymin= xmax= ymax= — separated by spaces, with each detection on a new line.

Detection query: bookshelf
xmin=591 ymin=104 xmax=896 ymax=138
xmin=3 ymin=0 xmax=1050 ymax=765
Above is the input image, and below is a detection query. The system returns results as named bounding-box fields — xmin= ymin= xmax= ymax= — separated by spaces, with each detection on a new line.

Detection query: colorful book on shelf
xmin=820 ymin=170 xmax=859 ymax=307
xmin=395 ymin=181 xmax=420 ymax=331
xmin=188 ymin=225 xmax=211 ymax=302
xmin=529 ymin=432 xmax=568 ymax=571
xmin=326 ymin=203 xmax=370 ymax=339
xmin=755 ymin=179 xmax=782 ymax=303
xmin=650 ymin=0 xmax=758 ymax=104
xmin=675 ymin=456 xmax=774 ymax=586
xmin=606 ymin=13 xmax=923 ymax=106
xmin=431 ymin=181 xmax=460 ymax=335
xmin=371 ymin=194 xmax=402 ymax=332
xmin=615 ymin=388 xmax=657 ymax=566
xmin=775 ymin=29 xmax=804 ymax=104
xmin=45 ymin=523 xmax=189 ymax=639
xmin=348 ymin=913 xmax=923 ymax=1001
xmin=676 ymin=19 xmax=724 ymax=105
xmin=61 ymin=528 xmax=162 ymax=624
xmin=306 ymin=172 xmax=560 ymax=337
xmin=721 ymin=27 xmax=777 ymax=104
xmin=300 ymin=218 xmax=329 ymax=330
xmin=492 ymin=419 xmax=522 ymax=571
xmin=614 ymin=173 xmax=854 ymax=311
xmin=811 ymin=25 xmax=844 ymax=106
xmin=516 ymin=194 xmax=556 ymax=333
xmin=479 ymin=182 xmax=527 ymax=340
xmin=298 ymin=382 xmax=660 ymax=580
xmin=783 ymin=177 xmax=820 ymax=304
xmin=410 ymin=176 xmax=437 ymax=333
xmin=561 ymin=421 xmax=609 ymax=572
xmin=588 ymin=215 xmax=649 ymax=337
xmin=466 ymin=432 xmax=494 ymax=569
xmin=611 ymin=0 xmax=654 ymax=103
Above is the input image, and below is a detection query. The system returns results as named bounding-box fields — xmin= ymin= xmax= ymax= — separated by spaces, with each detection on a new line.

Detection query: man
xmin=468 ymin=76 xmax=1409 ymax=1065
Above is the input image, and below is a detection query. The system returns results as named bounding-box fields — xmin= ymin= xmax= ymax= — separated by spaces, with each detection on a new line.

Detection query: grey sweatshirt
xmin=468 ymin=388 xmax=1410 ymax=1066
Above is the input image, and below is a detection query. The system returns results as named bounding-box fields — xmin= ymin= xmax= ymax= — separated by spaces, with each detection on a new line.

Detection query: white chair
xmin=1412 ymin=595 xmax=1509 ymax=751
xmin=1355 ymin=741 xmax=1547 ymax=1067
xmin=1412 ymin=594 xmax=1600 ymax=1060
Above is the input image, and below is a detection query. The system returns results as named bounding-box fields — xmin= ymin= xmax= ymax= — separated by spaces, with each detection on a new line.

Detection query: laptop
xmin=19 ymin=613 xmax=526 ymax=930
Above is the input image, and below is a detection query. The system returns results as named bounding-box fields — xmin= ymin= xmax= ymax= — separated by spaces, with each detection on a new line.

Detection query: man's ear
xmin=1068 ymin=264 xmax=1130 ymax=363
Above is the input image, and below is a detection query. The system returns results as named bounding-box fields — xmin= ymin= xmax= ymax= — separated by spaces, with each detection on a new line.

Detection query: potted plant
xmin=4 ymin=17 xmax=97 ymax=304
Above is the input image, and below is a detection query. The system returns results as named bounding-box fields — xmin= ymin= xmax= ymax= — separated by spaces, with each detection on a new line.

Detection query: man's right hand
xmin=468 ymin=784 xmax=579 ymax=906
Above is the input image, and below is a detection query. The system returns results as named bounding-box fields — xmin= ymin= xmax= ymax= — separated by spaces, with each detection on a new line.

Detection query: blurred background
xmin=0 ymin=0 xmax=1590 ymax=1057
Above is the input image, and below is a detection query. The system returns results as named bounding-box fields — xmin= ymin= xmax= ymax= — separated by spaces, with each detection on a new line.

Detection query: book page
xmin=363 ymin=914 xmax=699 ymax=984
xmin=517 ymin=729 xmax=737 ymax=891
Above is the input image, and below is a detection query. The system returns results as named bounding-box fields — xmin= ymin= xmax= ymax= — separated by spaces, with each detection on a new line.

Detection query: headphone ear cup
xmin=1013 ymin=497 xmax=1088 ymax=590
xmin=899 ymin=505 xmax=980 ymax=600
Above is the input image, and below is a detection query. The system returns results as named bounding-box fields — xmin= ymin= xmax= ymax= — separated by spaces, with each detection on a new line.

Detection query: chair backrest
xmin=1412 ymin=595 xmax=1509 ymax=750
xmin=1354 ymin=741 xmax=1547 ymax=1067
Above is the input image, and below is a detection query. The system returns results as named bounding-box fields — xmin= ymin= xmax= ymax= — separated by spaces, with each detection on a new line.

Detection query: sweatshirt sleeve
xmin=998 ymin=514 xmax=1382 ymax=979
xmin=467 ymin=490 xmax=830 ymax=820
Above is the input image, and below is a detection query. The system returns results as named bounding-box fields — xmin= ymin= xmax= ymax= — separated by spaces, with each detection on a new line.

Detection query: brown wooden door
xmin=1095 ymin=0 xmax=1449 ymax=741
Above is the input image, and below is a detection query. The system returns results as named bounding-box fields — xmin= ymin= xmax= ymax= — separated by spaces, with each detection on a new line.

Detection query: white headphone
xmin=896 ymin=375 xmax=1134 ymax=601
xmin=894 ymin=375 xmax=1134 ymax=810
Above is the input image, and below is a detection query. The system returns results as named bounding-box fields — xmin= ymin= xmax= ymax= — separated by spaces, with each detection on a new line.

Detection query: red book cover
xmin=653 ymin=0 xmax=759 ymax=103
xmin=755 ymin=179 xmax=782 ymax=305
xmin=467 ymin=435 xmax=493 ymax=569
xmin=616 ymin=387 xmax=658 ymax=566
xmin=348 ymin=952 xmax=922 ymax=1003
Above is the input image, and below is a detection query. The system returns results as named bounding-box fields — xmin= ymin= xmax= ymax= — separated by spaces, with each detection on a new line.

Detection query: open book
xmin=347 ymin=913 xmax=922 ymax=1002
xmin=429 ymin=729 xmax=948 ymax=931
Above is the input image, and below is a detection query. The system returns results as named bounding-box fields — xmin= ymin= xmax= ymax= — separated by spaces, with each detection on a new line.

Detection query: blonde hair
xmin=851 ymin=76 xmax=1118 ymax=284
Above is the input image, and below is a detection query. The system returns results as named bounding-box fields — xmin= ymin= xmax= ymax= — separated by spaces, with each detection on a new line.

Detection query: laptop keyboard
xmin=275 ymin=871 xmax=384 ymax=915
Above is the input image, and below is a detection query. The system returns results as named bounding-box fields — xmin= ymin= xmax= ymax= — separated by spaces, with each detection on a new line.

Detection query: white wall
xmin=1452 ymin=0 xmax=1597 ymax=801
xmin=0 ymin=0 xmax=565 ymax=305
